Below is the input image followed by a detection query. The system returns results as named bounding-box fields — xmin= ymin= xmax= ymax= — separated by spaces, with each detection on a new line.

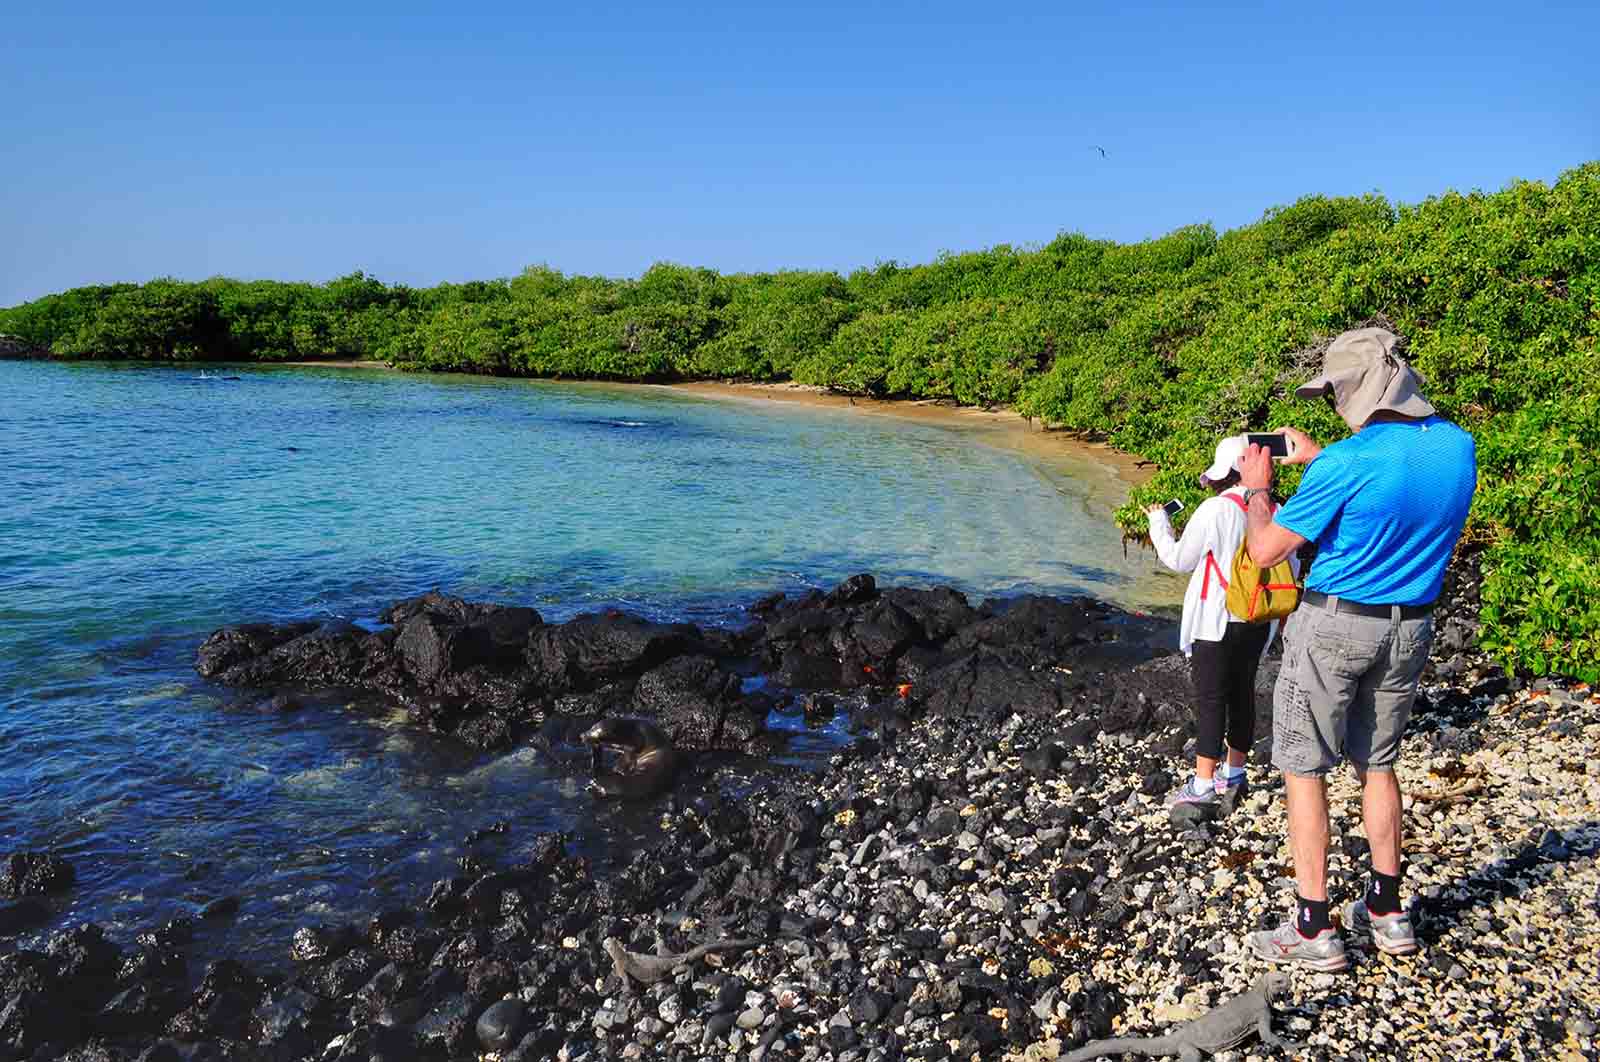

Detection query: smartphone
xmin=1246 ymin=432 xmax=1293 ymax=458
xmin=1162 ymin=499 xmax=1185 ymax=517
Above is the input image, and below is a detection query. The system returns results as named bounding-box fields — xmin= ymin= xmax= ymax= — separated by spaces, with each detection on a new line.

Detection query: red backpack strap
xmin=1202 ymin=551 xmax=1228 ymax=599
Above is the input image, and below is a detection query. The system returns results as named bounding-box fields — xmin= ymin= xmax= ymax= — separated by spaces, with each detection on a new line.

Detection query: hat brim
xmin=1295 ymin=375 xmax=1332 ymax=399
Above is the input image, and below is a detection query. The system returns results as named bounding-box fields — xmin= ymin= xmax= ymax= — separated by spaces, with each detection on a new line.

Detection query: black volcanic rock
xmin=0 ymin=851 xmax=75 ymax=899
xmin=943 ymin=594 xmax=1099 ymax=666
xmin=0 ymin=899 xmax=51 ymax=936
xmin=195 ymin=621 xmax=318 ymax=679
xmin=526 ymin=611 xmax=702 ymax=692
xmin=917 ymin=652 xmax=1068 ymax=722
xmin=630 ymin=654 xmax=748 ymax=750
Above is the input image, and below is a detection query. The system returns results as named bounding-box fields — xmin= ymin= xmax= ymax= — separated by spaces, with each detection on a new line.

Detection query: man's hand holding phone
xmin=1274 ymin=426 xmax=1321 ymax=465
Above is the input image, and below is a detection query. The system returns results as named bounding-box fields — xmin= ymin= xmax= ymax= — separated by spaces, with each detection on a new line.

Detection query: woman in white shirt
xmin=1146 ymin=435 xmax=1293 ymax=820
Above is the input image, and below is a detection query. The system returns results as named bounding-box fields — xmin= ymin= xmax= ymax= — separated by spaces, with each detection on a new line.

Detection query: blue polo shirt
xmin=1275 ymin=416 xmax=1477 ymax=606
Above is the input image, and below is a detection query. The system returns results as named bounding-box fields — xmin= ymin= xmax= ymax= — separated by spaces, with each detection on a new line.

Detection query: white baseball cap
xmin=1200 ymin=435 xmax=1247 ymax=484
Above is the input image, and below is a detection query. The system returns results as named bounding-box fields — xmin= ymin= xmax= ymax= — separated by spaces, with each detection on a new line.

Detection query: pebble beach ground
xmin=573 ymin=667 xmax=1599 ymax=1062
xmin=5 ymin=579 xmax=1596 ymax=1062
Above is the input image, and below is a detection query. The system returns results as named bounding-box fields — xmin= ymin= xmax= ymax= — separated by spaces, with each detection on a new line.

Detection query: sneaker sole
xmin=1346 ymin=907 xmax=1420 ymax=956
xmin=1369 ymin=935 xmax=1419 ymax=956
xmin=1250 ymin=939 xmax=1350 ymax=972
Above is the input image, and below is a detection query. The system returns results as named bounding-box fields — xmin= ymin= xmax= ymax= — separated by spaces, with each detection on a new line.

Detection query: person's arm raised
xmin=1239 ymin=443 xmax=1307 ymax=568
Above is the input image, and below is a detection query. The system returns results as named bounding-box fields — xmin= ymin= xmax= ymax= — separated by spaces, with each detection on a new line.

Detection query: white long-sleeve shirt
xmin=1147 ymin=486 xmax=1297 ymax=656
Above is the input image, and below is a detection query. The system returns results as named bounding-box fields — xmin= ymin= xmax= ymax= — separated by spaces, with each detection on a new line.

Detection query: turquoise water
xmin=0 ymin=360 xmax=1164 ymax=965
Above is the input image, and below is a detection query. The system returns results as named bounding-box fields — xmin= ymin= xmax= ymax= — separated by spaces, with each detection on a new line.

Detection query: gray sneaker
xmin=1167 ymin=777 xmax=1217 ymax=827
xmin=1247 ymin=920 xmax=1349 ymax=972
xmin=1345 ymin=900 xmax=1419 ymax=955
xmin=1213 ymin=771 xmax=1250 ymax=815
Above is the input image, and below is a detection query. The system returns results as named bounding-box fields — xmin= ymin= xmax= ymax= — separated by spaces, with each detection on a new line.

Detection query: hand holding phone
xmin=1246 ymin=432 xmax=1294 ymax=459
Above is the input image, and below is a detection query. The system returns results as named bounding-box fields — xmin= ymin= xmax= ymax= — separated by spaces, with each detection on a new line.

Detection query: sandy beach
xmin=663 ymin=380 xmax=1155 ymax=490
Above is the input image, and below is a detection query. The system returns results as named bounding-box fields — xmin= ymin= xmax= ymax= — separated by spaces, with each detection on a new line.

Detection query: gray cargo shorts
xmin=1271 ymin=600 xmax=1435 ymax=776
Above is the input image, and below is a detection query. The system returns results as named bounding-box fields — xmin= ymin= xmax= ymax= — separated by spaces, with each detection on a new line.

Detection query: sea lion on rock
xmin=580 ymin=717 xmax=681 ymax=799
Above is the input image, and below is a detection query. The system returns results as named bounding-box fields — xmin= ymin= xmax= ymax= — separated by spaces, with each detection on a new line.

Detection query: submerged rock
xmin=0 ymin=851 xmax=76 ymax=899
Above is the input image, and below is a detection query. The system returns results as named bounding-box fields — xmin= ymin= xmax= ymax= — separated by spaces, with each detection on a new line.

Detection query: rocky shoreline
xmin=2 ymin=573 xmax=1595 ymax=1061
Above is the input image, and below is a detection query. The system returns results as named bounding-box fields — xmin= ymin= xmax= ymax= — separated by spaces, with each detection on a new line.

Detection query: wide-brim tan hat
xmin=1295 ymin=327 xmax=1435 ymax=426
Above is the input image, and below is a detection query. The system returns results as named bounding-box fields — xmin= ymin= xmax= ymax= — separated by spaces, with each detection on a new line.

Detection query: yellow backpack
xmin=1202 ymin=495 xmax=1302 ymax=623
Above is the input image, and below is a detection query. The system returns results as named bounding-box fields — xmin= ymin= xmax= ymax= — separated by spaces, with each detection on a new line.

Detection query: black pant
xmin=1190 ymin=621 xmax=1271 ymax=761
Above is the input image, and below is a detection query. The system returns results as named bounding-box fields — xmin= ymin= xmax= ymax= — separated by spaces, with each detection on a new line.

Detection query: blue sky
xmin=3 ymin=1 xmax=1595 ymax=306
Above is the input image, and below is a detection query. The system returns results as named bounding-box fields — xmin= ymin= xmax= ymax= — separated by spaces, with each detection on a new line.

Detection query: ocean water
xmin=0 ymin=360 xmax=1169 ymax=967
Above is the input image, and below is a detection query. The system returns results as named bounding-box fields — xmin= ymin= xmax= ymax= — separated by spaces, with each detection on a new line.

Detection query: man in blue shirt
xmin=1235 ymin=327 xmax=1477 ymax=971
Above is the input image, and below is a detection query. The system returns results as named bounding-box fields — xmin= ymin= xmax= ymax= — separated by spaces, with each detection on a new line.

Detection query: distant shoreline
xmin=262 ymin=358 xmax=1157 ymax=492
xmin=658 ymin=379 xmax=1155 ymax=489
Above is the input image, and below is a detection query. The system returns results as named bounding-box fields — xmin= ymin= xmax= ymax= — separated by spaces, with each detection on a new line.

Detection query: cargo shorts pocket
xmin=1271 ymin=611 xmax=1338 ymax=775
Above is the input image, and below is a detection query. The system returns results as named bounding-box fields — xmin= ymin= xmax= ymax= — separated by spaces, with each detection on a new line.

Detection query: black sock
xmin=1366 ymin=870 xmax=1402 ymax=916
xmin=1295 ymin=894 xmax=1332 ymax=937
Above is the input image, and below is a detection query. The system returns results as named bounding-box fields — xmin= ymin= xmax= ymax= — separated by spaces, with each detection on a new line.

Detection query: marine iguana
xmin=1063 ymin=972 xmax=1300 ymax=1061
xmin=603 ymin=936 xmax=761 ymax=985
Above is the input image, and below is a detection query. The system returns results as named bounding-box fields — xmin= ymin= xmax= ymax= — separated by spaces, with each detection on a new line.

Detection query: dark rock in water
xmin=527 ymin=611 xmax=701 ymax=692
xmin=118 ymin=944 xmax=187 ymax=988
xmin=311 ymin=949 xmax=377 ymax=999
xmin=329 ymin=1022 xmax=415 ymax=1061
xmin=195 ymin=621 xmax=318 ymax=679
xmin=415 ymin=992 xmax=476 ymax=1055
xmin=349 ymin=962 xmax=420 ymax=1025
xmin=47 ymin=923 xmax=122 ymax=1003
xmin=200 ymin=896 xmax=240 ymax=920
xmin=133 ymin=1041 xmax=184 ymax=1062
xmin=0 ymin=898 xmax=51 ymax=935
xmin=166 ymin=959 xmax=266 ymax=1042
xmin=476 ymin=998 xmax=526 ymax=1051
xmin=464 ymin=820 xmax=511 ymax=846
xmin=777 ymin=642 xmax=846 ymax=689
xmin=825 ymin=572 xmax=877 ymax=607
xmin=0 ymin=985 xmax=66 ymax=1059
xmin=251 ymin=985 xmax=320 ymax=1057
xmin=842 ymin=599 xmax=923 ymax=668
xmin=290 ymin=923 xmax=358 ymax=963
xmin=465 ymin=957 xmax=516 ymax=1003
xmin=396 ymin=602 xmax=542 ymax=683
xmin=1 ymin=851 xmax=76 ymax=898
xmin=883 ymin=585 xmax=978 ymax=641
xmin=99 ymin=981 xmax=182 ymax=1036
xmin=0 ymin=951 xmax=58 ymax=1001
xmin=631 ymin=654 xmax=749 ymax=750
